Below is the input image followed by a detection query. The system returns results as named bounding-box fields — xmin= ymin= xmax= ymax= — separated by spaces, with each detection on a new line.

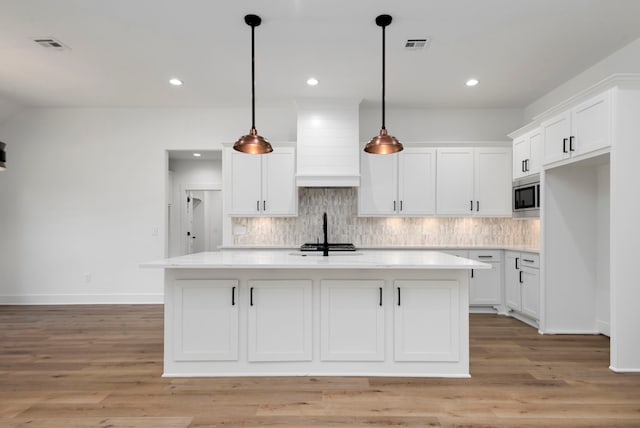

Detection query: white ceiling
xmin=1 ymin=0 xmax=640 ymax=110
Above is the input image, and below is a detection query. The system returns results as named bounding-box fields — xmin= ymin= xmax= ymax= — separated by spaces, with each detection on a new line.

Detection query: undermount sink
xmin=289 ymin=252 xmax=363 ymax=257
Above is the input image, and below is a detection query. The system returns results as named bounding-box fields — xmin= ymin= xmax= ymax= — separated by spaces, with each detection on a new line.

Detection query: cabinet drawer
xmin=468 ymin=250 xmax=502 ymax=262
xmin=520 ymin=253 xmax=540 ymax=269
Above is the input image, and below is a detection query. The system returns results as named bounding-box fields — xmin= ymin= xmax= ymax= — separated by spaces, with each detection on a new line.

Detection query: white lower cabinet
xmin=321 ymin=280 xmax=385 ymax=361
xmin=394 ymin=280 xmax=460 ymax=362
xmin=247 ymin=280 xmax=312 ymax=362
xmin=468 ymin=250 xmax=503 ymax=306
xmin=505 ymin=251 xmax=540 ymax=321
xmin=172 ymin=279 xmax=239 ymax=361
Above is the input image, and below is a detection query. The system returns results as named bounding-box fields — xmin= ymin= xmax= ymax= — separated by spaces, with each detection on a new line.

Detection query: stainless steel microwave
xmin=513 ymin=176 xmax=540 ymax=218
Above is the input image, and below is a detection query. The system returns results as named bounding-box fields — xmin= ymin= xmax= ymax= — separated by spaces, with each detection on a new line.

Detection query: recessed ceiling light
xmin=193 ymin=153 xmax=201 ymax=157
xmin=169 ymin=78 xmax=183 ymax=86
xmin=306 ymin=77 xmax=319 ymax=86
xmin=466 ymin=78 xmax=479 ymax=87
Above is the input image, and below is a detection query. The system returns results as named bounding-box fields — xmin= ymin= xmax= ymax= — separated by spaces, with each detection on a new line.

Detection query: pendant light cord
xmin=381 ymin=23 xmax=386 ymax=130
xmin=251 ymin=22 xmax=256 ymax=129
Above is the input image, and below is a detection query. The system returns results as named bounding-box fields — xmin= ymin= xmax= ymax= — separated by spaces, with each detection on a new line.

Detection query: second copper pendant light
xmin=364 ymin=14 xmax=403 ymax=154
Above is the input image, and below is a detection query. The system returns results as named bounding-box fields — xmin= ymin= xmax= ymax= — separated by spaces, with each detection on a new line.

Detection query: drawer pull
xmin=478 ymin=255 xmax=493 ymax=259
xmin=397 ymin=287 xmax=401 ymax=306
xmin=523 ymin=259 xmax=535 ymax=263
xmin=379 ymin=287 xmax=383 ymax=307
xmin=232 ymin=286 xmax=236 ymax=306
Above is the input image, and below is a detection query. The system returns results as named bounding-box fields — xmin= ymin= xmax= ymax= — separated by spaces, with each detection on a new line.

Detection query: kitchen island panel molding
xmin=150 ymin=250 xmax=482 ymax=377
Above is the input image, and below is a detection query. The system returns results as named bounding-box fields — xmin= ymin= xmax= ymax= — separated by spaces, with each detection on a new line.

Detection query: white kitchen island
xmin=142 ymin=250 xmax=489 ymax=378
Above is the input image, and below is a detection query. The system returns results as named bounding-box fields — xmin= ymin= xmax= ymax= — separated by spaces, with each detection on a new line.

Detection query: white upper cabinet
xmin=225 ymin=145 xmax=297 ymax=217
xmin=437 ymin=147 xmax=511 ymax=216
xmin=436 ymin=148 xmax=475 ymax=215
xmin=398 ymin=148 xmax=437 ymax=215
xmin=542 ymin=90 xmax=612 ymax=166
xmin=358 ymin=151 xmax=398 ymax=216
xmin=474 ymin=147 xmax=512 ymax=216
xmin=358 ymin=147 xmax=436 ymax=216
xmin=513 ymin=128 xmax=542 ymax=179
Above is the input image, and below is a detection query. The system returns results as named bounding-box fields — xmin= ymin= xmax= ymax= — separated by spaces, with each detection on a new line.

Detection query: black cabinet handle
xmin=397 ymin=287 xmax=401 ymax=306
xmin=515 ymin=257 xmax=519 ymax=269
xmin=379 ymin=287 xmax=382 ymax=306
xmin=523 ymin=258 xmax=535 ymax=263
xmin=471 ymin=269 xmax=474 ymax=278
xmin=525 ymin=159 xmax=529 ymax=172
xmin=232 ymin=286 xmax=236 ymax=306
xmin=478 ymin=255 xmax=493 ymax=259
xmin=569 ymin=135 xmax=575 ymax=152
xmin=400 ymin=200 xmax=403 ymax=211
xmin=563 ymin=138 xmax=568 ymax=153
xmin=476 ymin=201 xmax=480 ymax=212
xmin=256 ymin=200 xmax=260 ymax=211
xmin=263 ymin=200 xmax=266 ymax=211
xmin=470 ymin=200 xmax=474 ymax=211
xmin=250 ymin=287 xmax=254 ymax=306
xmin=393 ymin=200 xmax=396 ymax=211
xmin=519 ymin=271 xmax=523 ymax=284
xmin=522 ymin=160 xmax=525 ymax=172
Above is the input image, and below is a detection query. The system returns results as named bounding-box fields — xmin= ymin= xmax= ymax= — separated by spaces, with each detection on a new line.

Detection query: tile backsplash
xmin=232 ymin=188 xmax=539 ymax=248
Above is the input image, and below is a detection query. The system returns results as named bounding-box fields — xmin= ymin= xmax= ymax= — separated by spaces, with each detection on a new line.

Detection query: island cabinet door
xmin=247 ymin=280 xmax=312 ymax=362
xmin=393 ymin=280 xmax=460 ymax=362
xmin=320 ymin=280 xmax=385 ymax=361
xmin=173 ymin=280 xmax=239 ymax=361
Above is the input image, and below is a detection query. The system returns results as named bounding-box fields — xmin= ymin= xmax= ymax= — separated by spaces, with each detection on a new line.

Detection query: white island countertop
xmin=141 ymin=249 xmax=491 ymax=270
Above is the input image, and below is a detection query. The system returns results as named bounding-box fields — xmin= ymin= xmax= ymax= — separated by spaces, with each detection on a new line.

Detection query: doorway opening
xmin=166 ymin=150 xmax=223 ymax=257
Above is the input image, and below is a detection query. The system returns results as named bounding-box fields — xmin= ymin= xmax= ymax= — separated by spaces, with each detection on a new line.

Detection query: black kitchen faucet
xmin=322 ymin=212 xmax=329 ymax=256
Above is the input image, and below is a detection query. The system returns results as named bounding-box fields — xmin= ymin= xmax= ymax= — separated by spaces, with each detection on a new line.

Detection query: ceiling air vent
xmin=404 ymin=38 xmax=430 ymax=50
xmin=33 ymin=37 xmax=70 ymax=51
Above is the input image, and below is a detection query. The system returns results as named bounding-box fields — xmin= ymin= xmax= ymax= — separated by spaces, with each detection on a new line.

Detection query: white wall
xmin=0 ymin=107 xmax=292 ymax=304
xmin=0 ymin=96 xmax=24 ymax=125
xmin=0 ymin=104 xmax=522 ymax=303
xmin=525 ymin=37 xmax=640 ymax=120
xmin=360 ymin=107 xmax=526 ymax=141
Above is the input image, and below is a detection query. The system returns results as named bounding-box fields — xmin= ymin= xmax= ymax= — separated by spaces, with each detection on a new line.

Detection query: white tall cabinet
xmin=508 ymin=75 xmax=640 ymax=372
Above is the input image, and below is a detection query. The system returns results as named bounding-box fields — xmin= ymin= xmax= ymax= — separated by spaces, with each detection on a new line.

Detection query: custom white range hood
xmin=295 ymin=99 xmax=361 ymax=187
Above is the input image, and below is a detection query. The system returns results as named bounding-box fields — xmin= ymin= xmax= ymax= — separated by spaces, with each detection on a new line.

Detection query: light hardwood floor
xmin=1 ymin=305 xmax=639 ymax=427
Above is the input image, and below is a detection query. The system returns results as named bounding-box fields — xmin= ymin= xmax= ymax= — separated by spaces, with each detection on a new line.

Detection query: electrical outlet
xmin=84 ymin=273 xmax=92 ymax=283
xmin=152 ymin=226 xmax=159 ymax=236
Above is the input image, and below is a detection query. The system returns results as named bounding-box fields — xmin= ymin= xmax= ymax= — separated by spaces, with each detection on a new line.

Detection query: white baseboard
xmin=0 ymin=294 xmax=163 ymax=305
xmin=597 ymin=319 xmax=611 ymax=337
xmin=540 ymin=329 xmax=600 ymax=335
xmin=609 ymin=366 xmax=640 ymax=373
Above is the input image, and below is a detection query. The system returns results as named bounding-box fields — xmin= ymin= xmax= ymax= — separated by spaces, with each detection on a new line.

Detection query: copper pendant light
xmin=0 ymin=142 xmax=6 ymax=171
xmin=364 ymin=14 xmax=403 ymax=155
xmin=233 ymin=14 xmax=273 ymax=154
